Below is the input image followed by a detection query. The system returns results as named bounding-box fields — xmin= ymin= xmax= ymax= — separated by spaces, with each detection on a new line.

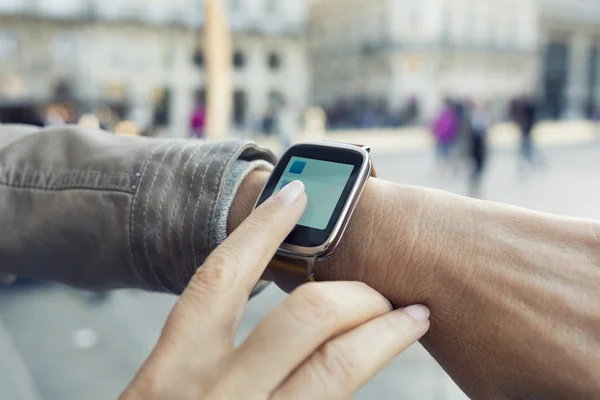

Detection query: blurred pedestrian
xmin=514 ymin=96 xmax=539 ymax=169
xmin=44 ymin=105 xmax=67 ymax=126
xmin=469 ymin=101 xmax=492 ymax=197
xmin=403 ymin=95 xmax=420 ymax=126
xmin=262 ymin=107 xmax=277 ymax=136
xmin=190 ymin=103 xmax=206 ymax=139
xmin=432 ymin=99 xmax=460 ymax=173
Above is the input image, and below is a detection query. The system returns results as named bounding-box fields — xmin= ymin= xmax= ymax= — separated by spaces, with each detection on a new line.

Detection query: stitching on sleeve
xmin=0 ymin=182 xmax=134 ymax=194
xmin=141 ymin=141 xmax=179 ymax=291
xmin=190 ymin=142 xmax=225 ymax=270
xmin=178 ymin=145 xmax=216 ymax=290
xmin=169 ymin=144 xmax=205 ymax=290
xmin=156 ymin=142 xmax=192 ymax=289
xmin=130 ymin=141 xmax=170 ymax=290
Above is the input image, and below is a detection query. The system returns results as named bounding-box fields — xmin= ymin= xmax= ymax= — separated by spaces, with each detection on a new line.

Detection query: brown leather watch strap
xmin=266 ymin=143 xmax=376 ymax=292
xmin=267 ymin=256 xmax=316 ymax=293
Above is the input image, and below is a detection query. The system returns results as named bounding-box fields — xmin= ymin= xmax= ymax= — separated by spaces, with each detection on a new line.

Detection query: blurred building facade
xmin=310 ymin=0 xmax=539 ymax=124
xmin=0 ymin=0 xmax=309 ymax=136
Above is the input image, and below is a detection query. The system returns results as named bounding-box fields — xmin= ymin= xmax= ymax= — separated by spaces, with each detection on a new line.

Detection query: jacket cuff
xmin=130 ymin=140 xmax=276 ymax=294
xmin=212 ymin=159 xmax=273 ymax=247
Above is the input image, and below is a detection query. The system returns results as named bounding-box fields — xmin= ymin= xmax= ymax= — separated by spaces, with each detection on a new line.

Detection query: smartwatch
xmin=255 ymin=141 xmax=376 ymax=291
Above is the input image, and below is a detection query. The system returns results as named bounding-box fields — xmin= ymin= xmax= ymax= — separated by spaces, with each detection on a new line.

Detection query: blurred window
xmin=542 ymin=41 xmax=569 ymax=118
xmin=268 ymin=52 xmax=282 ymax=70
xmin=0 ymin=31 xmax=18 ymax=61
xmin=233 ymin=50 xmax=246 ymax=69
xmin=233 ymin=90 xmax=247 ymax=126
xmin=195 ymin=88 xmax=206 ymax=105
xmin=193 ymin=49 xmax=204 ymax=69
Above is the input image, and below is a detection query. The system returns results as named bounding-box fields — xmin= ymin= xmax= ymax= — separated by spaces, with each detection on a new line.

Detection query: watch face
xmin=256 ymin=142 xmax=370 ymax=254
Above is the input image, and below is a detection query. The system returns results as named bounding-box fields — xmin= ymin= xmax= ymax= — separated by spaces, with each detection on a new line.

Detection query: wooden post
xmin=203 ymin=0 xmax=232 ymax=139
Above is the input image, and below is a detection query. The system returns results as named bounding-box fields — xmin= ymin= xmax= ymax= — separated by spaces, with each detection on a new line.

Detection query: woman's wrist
xmin=317 ymin=179 xmax=444 ymax=305
xmin=228 ymin=171 xmax=451 ymax=305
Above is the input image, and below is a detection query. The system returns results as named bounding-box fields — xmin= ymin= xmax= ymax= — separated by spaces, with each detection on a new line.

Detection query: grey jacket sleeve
xmin=0 ymin=124 xmax=276 ymax=294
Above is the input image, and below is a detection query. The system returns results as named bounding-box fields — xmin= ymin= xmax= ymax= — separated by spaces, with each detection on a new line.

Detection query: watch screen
xmin=275 ymin=157 xmax=354 ymax=230
xmin=256 ymin=143 xmax=368 ymax=249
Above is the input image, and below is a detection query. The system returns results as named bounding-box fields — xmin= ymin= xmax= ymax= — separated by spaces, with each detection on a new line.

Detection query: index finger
xmin=143 ymin=181 xmax=307 ymax=377
xmin=181 ymin=179 xmax=307 ymax=314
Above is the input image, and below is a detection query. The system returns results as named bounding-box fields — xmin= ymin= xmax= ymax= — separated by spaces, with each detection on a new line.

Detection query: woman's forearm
xmin=229 ymin=170 xmax=600 ymax=399
xmin=415 ymin=191 xmax=600 ymax=399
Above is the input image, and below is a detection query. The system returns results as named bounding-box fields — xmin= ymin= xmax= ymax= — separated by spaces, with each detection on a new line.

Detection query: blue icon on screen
xmin=289 ymin=160 xmax=306 ymax=175
xmin=280 ymin=180 xmax=292 ymax=189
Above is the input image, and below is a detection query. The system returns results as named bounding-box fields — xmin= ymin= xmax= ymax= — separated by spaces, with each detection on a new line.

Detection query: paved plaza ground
xmin=1 ymin=140 xmax=599 ymax=400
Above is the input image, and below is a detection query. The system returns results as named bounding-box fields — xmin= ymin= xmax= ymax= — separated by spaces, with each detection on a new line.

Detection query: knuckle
xmin=314 ymin=340 xmax=357 ymax=384
xmin=285 ymin=283 xmax=340 ymax=325
xmin=124 ymin=360 xmax=175 ymax=400
xmin=189 ymin=251 xmax=241 ymax=294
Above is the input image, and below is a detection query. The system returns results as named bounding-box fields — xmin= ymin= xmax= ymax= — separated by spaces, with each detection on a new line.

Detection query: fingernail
xmin=275 ymin=180 xmax=304 ymax=204
xmin=403 ymin=305 xmax=430 ymax=322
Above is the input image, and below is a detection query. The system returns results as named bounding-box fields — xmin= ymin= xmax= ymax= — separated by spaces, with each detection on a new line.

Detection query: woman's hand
xmin=121 ymin=180 xmax=430 ymax=400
